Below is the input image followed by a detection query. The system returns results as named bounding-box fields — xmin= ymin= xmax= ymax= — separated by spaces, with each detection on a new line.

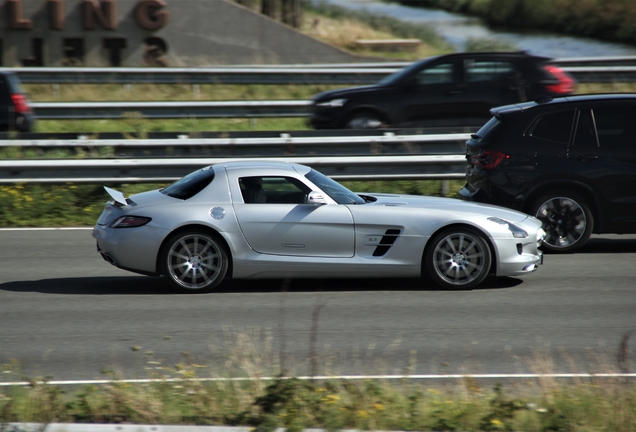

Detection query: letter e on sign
xmin=135 ymin=0 xmax=170 ymax=31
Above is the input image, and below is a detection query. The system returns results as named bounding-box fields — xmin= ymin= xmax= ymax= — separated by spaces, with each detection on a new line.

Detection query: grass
xmin=1 ymin=329 xmax=635 ymax=430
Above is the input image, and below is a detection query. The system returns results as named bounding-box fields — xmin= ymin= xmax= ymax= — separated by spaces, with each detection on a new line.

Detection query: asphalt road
xmin=1 ymin=228 xmax=635 ymax=381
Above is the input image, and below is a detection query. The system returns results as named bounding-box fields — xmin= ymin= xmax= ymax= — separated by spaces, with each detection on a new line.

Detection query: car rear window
xmin=5 ymin=74 xmax=25 ymax=94
xmin=161 ymin=167 xmax=215 ymax=200
xmin=472 ymin=116 xmax=502 ymax=141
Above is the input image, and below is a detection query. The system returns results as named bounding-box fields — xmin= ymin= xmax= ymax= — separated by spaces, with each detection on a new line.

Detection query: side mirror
xmin=307 ymin=191 xmax=328 ymax=205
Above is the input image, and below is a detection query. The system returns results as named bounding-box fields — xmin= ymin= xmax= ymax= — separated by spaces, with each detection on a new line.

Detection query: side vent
xmin=372 ymin=229 xmax=401 ymax=257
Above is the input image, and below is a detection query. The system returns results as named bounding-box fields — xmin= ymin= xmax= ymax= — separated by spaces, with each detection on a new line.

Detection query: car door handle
xmin=575 ymin=154 xmax=598 ymax=162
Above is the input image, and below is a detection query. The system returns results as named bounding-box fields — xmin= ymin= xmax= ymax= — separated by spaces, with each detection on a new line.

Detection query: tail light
xmin=10 ymin=94 xmax=32 ymax=114
xmin=470 ymin=150 xmax=509 ymax=170
xmin=543 ymin=65 xmax=575 ymax=95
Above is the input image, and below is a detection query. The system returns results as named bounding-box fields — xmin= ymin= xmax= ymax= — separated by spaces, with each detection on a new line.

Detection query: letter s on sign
xmin=135 ymin=0 xmax=170 ymax=31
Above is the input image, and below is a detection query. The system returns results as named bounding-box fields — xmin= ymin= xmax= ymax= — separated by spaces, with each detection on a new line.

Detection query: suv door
xmin=570 ymin=104 xmax=636 ymax=232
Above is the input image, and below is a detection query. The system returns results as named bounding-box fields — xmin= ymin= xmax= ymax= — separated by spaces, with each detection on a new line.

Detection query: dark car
xmin=0 ymin=71 xmax=35 ymax=132
xmin=459 ymin=94 xmax=636 ymax=253
xmin=309 ymin=51 xmax=575 ymax=129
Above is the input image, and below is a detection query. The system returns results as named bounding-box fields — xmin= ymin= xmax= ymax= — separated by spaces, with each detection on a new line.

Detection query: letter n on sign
xmin=83 ymin=0 xmax=117 ymax=30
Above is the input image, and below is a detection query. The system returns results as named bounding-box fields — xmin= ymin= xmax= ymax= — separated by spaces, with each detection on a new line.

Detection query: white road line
xmin=2 ymin=373 xmax=635 ymax=386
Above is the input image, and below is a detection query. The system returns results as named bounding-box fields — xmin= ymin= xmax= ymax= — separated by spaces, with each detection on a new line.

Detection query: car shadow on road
xmin=576 ymin=236 xmax=636 ymax=254
xmin=0 ymin=274 xmax=523 ymax=295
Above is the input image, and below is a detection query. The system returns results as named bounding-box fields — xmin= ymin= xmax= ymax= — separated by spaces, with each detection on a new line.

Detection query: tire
xmin=344 ymin=111 xmax=384 ymax=129
xmin=161 ymin=230 xmax=229 ymax=293
xmin=425 ymin=227 xmax=492 ymax=290
xmin=530 ymin=191 xmax=593 ymax=254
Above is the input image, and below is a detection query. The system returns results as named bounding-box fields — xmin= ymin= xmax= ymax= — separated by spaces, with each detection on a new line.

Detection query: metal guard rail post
xmin=5 ymin=57 xmax=636 ymax=85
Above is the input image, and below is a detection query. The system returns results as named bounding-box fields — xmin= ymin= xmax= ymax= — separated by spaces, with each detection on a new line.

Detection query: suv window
xmin=415 ymin=63 xmax=455 ymax=85
xmin=592 ymin=107 xmax=636 ymax=149
xmin=527 ymin=110 xmax=575 ymax=143
xmin=573 ymin=110 xmax=598 ymax=148
xmin=465 ymin=60 xmax=514 ymax=82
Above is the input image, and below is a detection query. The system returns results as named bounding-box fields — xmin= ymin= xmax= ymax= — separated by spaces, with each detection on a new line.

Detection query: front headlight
xmin=487 ymin=216 xmax=528 ymax=238
xmin=536 ymin=228 xmax=546 ymax=246
xmin=316 ymin=98 xmax=348 ymax=108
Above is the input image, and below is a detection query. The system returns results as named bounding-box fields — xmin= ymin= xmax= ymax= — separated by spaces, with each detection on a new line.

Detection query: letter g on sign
xmin=135 ymin=0 xmax=170 ymax=30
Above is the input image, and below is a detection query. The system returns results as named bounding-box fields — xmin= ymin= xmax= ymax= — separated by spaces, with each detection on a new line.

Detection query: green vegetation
xmin=1 ymin=335 xmax=635 ymax=430
xmin=392 ymin=0 xmax=636 ymax=46
xmin=303 ymin=1 xmax=453 ymax=59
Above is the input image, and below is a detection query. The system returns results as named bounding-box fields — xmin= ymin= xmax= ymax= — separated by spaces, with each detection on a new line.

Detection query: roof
xmin=491 ymin=93 xmax=636 ymax=116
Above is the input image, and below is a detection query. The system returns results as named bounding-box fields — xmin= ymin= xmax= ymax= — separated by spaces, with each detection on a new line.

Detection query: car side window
xmin=414 ymin=62 xmax=455 ymax=85
xmin=591 ymin=107 xmax=636 ymax=149
xmin=573 ymin=109 xmax=599 ymax=148
xmin=239 ymin=176 xmax=310 ymax=204
xmin=465 ymin=60 xmax=514 ymax=82
xmin=527 ymin=110 xmax=575 ymax=144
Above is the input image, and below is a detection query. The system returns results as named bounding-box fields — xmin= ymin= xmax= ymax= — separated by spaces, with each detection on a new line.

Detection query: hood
xmin=365 ymin=193 xmax=531 ymax=223
xmin=312 ymin=84 xmax=391 ymax=102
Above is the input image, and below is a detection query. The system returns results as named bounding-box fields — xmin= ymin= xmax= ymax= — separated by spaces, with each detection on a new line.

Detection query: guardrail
xmin=0 ymin=133 xmax=470 ymax=183
xmin=0 ymin=132 xmax=471 ymax=157
xmin=6 ymin=57 xmax=636 ymax=85
xmin=0 ymin=155 xmax=467 ymax=183
xmin=30 ymin=100 xmax=311 ymax=120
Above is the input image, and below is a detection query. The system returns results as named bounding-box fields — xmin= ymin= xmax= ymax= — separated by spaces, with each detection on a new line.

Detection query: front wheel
xmin=161 ymin=230 xmax=229 ymax=293
xmin=425 ymin=227 xmax=492 ymax=290
xmin=344 ymin=111 xmax=384 ymax=129
xmin=530 ymin=191 xmax=593 ymax=254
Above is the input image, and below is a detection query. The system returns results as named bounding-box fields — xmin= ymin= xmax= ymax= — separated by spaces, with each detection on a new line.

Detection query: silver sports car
xmin=93 ymin=161 xmax=545 ymax=293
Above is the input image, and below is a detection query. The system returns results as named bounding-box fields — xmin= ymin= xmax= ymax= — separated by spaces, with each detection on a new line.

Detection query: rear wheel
xmin=530 ymin=191 xmax=593 ymax=254
xmin=344 ymin=111 xmax=384 ymax=129
xmin=161 ymin=230 xmax=228 ymax=293
xmin=425 ymin=227 xmax=492 ymax=290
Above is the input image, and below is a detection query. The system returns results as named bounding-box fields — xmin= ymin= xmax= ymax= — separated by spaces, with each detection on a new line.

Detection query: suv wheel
xmin=530 ymin=191 xmax=593 ymax=254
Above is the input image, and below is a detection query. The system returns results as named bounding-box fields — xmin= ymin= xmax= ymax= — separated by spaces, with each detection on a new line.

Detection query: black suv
xmin=309 ymin=52 xmax=575 ymax=129
xmin=0 ymin=71 xmax=35 ymax=132
xmin=460 ymin=94 xmax=636 ymax=253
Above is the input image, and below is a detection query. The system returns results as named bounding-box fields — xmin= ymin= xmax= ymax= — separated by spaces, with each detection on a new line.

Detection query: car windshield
xmin=161 ymin=167 xmax=215 ymax=200
xmin=305 ymin=169 xmax=366 ymax=205
xmin=376 ymin=60 xmax=423 ymax=85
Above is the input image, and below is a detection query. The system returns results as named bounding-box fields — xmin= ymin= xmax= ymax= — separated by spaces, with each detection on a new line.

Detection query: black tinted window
xmin=473 ymin=116 xmax=502 ymax=140
xmin=415 ymin=62 xmax=455 ymax=85
xmin=5 ymin=74 xmax=25 ymax=94
xmin=592 ymin=107 xmax=636 ymax=149
xmin=161 ymin=167 xmax=215 ymax=200
xmin=573 ymin=110 xmax=598 ymax=148
xmin=465 ymin=60 xmax=514 ymax=82
xmin=528 ymin=110 xmax=575 ymax=143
